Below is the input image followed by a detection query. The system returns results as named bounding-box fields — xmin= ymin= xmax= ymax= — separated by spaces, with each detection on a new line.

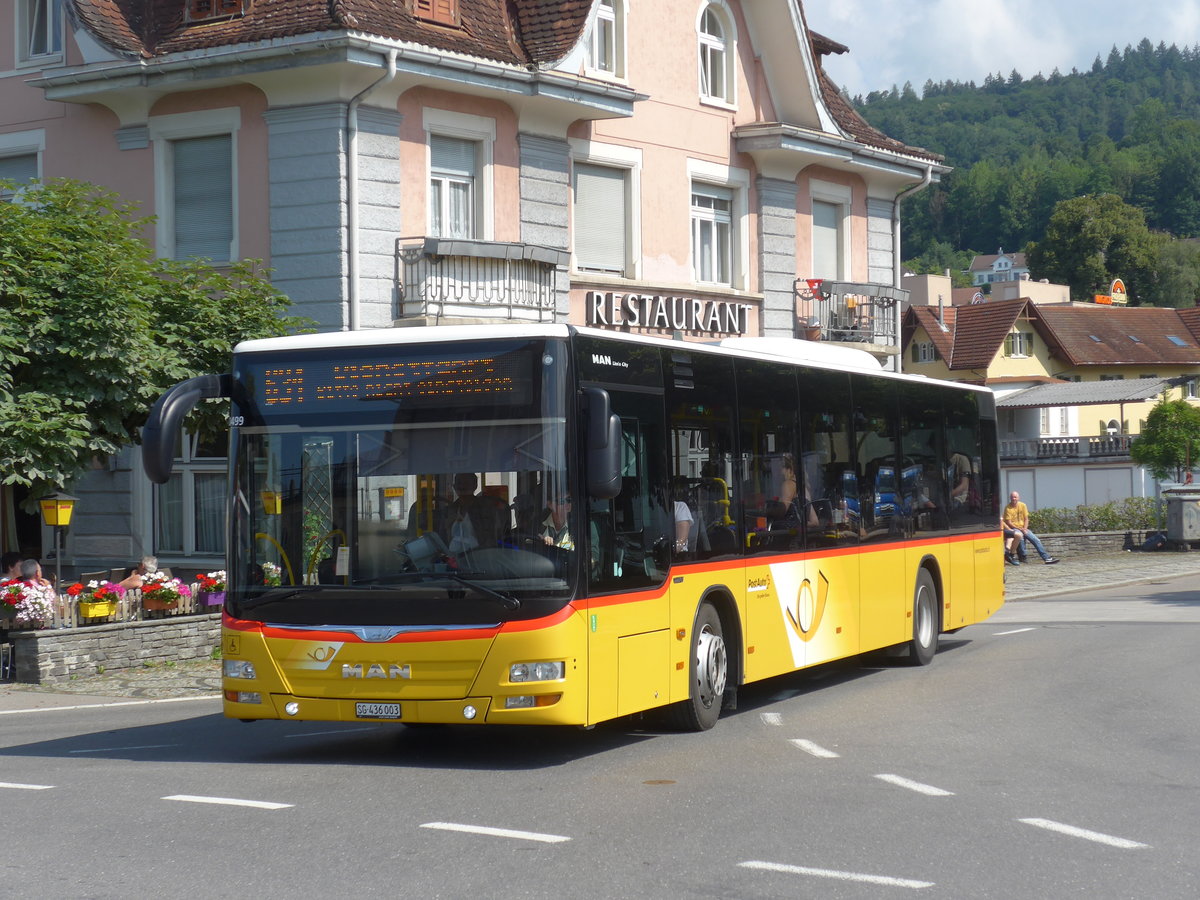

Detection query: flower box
xmin=198 ymin=591 xmax=226 ymax=607
xmin=79 ymin=599 xmax=119 ymax=618
xmin=143 ymin=595 xmax=180 ymax=612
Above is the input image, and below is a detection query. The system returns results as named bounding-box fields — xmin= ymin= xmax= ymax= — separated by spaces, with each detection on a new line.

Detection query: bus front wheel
xmin=669 ymin=601 xmax=728 ymax=731
xmin=909 ymin=569 xmax=939 ymax=666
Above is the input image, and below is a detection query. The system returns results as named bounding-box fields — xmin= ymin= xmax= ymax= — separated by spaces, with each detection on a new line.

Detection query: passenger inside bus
xmin=442 ymin=472 xmax=508 ymax=554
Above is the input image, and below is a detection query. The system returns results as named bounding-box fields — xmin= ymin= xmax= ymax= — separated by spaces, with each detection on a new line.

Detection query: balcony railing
xmin=795 ymin=280 xmax=905 ymax=350
xmin=1000 ymin=434 xmax=1134 ymax=461
xmin=397 ymin=237 xmax=569 ymax=323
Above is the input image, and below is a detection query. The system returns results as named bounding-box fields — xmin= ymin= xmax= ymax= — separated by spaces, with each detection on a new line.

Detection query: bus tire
xmin=669 ymin=601 xmax=728 ymax=731
xmin=909 ymin=568 xmax=939 ymax=666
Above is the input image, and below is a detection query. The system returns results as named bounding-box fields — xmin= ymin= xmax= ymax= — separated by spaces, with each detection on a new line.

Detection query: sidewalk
xmin=4 ymin=549 xmax=1200 ymax=704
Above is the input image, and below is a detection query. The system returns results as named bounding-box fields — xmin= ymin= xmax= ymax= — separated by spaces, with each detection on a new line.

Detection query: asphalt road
xmin=2 ymin=573 xmax=1199 ymax=899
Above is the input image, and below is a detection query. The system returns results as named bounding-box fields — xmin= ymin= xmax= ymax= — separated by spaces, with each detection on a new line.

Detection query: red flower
xmin=66 ymin=582 xmax=84 ymax=597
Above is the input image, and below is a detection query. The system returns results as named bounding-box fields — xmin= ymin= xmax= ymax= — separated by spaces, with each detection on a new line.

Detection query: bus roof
xmin=233 ymin=324 xmax=989 ymax=395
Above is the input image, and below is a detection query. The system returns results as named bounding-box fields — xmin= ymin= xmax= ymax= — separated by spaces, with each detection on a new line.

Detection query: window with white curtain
xmin=156 ymin=429 xmax=227 ymax=557
xmin=429 ymin=135 xmax=478 ymax=238
xmin=574 ymin=163 xmax=628 ymax=274
xmin=811 ymin=199 xmax=841 ymax=280
xmin=691 ymin=184 xmax=732 ymax=285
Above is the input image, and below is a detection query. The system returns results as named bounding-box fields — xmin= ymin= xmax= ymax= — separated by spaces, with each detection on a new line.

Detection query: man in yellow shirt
xmin=1002 ymin=491 xmax=1059 ymax=565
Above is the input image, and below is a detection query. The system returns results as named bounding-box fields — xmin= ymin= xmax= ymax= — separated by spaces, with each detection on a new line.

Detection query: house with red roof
xmin=3 ymin=1 xmax=944 ymax=573
xmin=903 ymin=298 xmax=1200 ymax=508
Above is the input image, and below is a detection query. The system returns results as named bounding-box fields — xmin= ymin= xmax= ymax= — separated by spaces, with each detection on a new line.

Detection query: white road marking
xmin=420 ymin=822 xmax=570 ymax=844
xmin=760 ymin=712 xmax=783 ymax=726
xmin=994 ymin=627 xmax=1037 ymax=635
xmin=875 ymin=774 xmax=954 ymax=796
xmin=69 ymin=744 xmax=178 ymax=754
xmin=1018 ymin=818 xmax=1149 ymax=849
xmin=0 ymin=695 xmax=220 ymax=716
xmin=789 ymin=739 xmax=840 ymax=758
xmin=163 ymin=794 xmax=293 ymax=810
xmin=740 ymin=860 xmax=933 ymax=889
xmin=0 ymin=782 xmax=54 ymax=791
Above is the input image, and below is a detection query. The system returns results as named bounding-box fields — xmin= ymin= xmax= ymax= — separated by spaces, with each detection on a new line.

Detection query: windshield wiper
xmin=387 ymin=571 xmax=521 ymax=610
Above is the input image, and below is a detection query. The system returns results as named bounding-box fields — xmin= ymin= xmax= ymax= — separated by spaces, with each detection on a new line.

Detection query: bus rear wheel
xmin=669 ymin=601 xmax=727 ymax=731
xmin=909 ymin=569 xmax=939 ymax=666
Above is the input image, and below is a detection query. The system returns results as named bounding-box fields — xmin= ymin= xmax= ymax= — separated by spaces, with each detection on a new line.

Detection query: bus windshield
xmin=227 ymin=337 xmax=575 ymax=626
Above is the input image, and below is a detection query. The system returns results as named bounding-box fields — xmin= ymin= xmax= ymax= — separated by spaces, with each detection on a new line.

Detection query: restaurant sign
xmin=586 ymin=291 xmax=752 ymax=336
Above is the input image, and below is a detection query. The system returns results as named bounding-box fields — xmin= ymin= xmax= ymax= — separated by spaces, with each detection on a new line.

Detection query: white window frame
xmin=148 ymin=108 xmax=241 ymax=263
xmin=1186 ymin=379 xmax=1198 ymax=400
xmin=154 ymin=429 xmax=228 ymax=559
xmin=917 ymin=341 xmax=936 ymax=363
xmin=586 ymin=0 xmax=627 ymax=80
xmin=687 ymin=158 xmax=749 ymax=290
xmin=696 ymin=1 xmax=737 ymax=109
xmin=424 ymin=108 xmax=495 ymax=241
xmin=810 ymin=179 xmax=852 ymax=281
xmin=16 ymin=0 xmax=64 ymax=67
xmin=0 ymin=129 xmax=44 ymax=199
xmin=570 ymin=139 xmax=641 ymax=278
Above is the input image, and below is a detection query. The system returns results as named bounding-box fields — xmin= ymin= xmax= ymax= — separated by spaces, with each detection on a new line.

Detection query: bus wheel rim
xmin=696 ymin=625 xmax=727 ymax=708
xmin=916 ymin=587 xmax=933 ymax=646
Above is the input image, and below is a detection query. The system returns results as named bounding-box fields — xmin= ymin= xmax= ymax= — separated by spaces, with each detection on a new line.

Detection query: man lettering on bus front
xmin=1003 ymin=491 xmax=1059 ymax=565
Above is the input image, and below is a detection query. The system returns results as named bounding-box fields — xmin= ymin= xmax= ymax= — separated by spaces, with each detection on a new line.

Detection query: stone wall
xmin=6 ymin=613 xmax=220 ymax=684
xmin=1037 ymin=530 xmax=1164 ymax=556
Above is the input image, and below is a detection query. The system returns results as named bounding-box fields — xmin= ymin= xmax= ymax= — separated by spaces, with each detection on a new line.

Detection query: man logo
xmin=342 ymin=663 xmax=412 ymax=679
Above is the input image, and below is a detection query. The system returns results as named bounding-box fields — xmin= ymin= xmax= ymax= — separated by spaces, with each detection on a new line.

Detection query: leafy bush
xmin=1029 ymin=498 xmax=1164 ymax=533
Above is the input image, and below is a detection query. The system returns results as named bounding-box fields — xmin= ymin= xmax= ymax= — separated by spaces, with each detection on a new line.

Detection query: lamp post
xmin=38 ymin=492 xmax=77 ymax=627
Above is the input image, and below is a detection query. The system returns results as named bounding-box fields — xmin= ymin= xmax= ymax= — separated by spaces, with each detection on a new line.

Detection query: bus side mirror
xmin=143 ymin=374 xmax=232 ymax=484
xmin=583 ymin=387 xmax=621 ymax=500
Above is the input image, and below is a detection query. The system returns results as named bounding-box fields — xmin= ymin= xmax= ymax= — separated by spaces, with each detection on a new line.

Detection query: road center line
xmin=420 ymin=822 xmax=570 ymax=844
xmin=994 ymin=627 xmax=1037 ymax=635
xmin=875 ymin=774 xmax=954 ymax=796
xmin=760 ymin=712 xmax=783 ymax=726
xmin=0 ymin=782 xmax=55 ymax=791
xmin=789 ymin=739 xmax=840 ymax=758
xmin=70 ymin=743 xmax=179 ymax=754
xmin=163 ymin=794 xmax=293 ymax=810
xmin=1018 ymin=818 xmax=1149 ymax=849
xmin=739 ymin=860 xmax=933 ymax=889
xmin=0 ymin=695 xmax=220 ymax=716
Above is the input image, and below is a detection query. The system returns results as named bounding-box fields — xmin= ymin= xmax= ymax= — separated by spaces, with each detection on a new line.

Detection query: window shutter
xmin=574 ymin=164 xmax=627 ymax=274
xmin=1004 ymin=334 xmax=1014 ymax=357
xmin=173 ymin=134 xmax=233 ymax=261
xmin=430 ymin=135 xmax=475 ymax=178
xmin=1027 ymin=332 xmax=1035 ymax=355
xmin=911 ymin=343 xmax=919 ymax=363
xmin=0 ymin=154 xmax=38 ymax=191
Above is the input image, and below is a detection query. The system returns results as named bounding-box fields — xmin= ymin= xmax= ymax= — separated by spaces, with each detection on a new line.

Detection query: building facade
xmin=2 ymin=0 xmax=944 ymax=575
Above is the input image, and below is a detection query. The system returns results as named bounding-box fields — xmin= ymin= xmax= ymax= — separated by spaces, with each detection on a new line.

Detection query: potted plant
xmin=194 ymin=570 xmax=227 ymax=607
xmin=70 ymin=580 xmax=126 ymax=619
xmin=140 ymin=571 xmax=191 ymax=612
xmin=261 ymin=561 xmax=282 ymax=586
xmin=0 ymin=579 xmax=54 ymax=629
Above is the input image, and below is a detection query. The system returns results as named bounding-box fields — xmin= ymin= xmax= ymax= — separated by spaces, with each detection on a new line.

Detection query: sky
xmin=801 ymin=0 xmax=1200 ymax=99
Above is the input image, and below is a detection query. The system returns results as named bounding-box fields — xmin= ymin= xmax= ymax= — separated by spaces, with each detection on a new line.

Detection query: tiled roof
xmin=69 ymin=0 xmax=582 ymax=65
xmin=815 ymin=67 xmax=941 ymax=163
xmin=969 ymin=251 xmax=1027 ymax=271
xmin=906 ymin=298 xmax=1027 ymax=370
xmin=1035 ymin=305 xmax=1200 ymax=366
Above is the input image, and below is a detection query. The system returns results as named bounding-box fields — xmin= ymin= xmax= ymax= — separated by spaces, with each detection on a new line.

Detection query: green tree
xmin=1025 ymin=193 xmax=1160 ymax=300
xmin=1130 ymin=398 xmax=1200 ymax=481
xmin=0 ymin=178 xmax=309 ymax=504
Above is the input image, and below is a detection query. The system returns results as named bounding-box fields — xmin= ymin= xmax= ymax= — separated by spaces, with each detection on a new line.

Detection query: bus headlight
xmin=223 ymin=659 xmax=257 ymax=679
xmin=509 ymin=661 xmax=564 ymax=683
xmin=505 ymin=694 xmax=561 ymax=709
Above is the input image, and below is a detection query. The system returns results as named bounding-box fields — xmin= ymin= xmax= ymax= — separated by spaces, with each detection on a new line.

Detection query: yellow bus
xmin=144 ymin=325 xmax=1003 ymax=730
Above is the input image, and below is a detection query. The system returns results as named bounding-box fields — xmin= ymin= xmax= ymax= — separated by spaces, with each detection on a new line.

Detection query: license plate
xmin=355 ymin=702 xmax=401 ymax=719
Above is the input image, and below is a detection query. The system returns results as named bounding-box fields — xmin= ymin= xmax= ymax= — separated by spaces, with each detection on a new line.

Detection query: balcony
xmin=1000 ymin=434 xmax=1133 ymax=462
xmin=795 ymin=280 xmax=905 ymax=352
xmin=397 ymin=238 xmax=570 ymax=323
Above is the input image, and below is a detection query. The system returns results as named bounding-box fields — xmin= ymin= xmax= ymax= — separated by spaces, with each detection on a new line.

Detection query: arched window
xmin=698 ymin=3 xmax=735 ymax=105
xmin=589 ymin=0 xmax=626 ymax=78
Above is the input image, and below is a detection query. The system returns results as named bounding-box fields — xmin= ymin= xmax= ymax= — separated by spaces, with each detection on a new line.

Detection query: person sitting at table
xmin=119 ymin=555 xmax=158 ymax=590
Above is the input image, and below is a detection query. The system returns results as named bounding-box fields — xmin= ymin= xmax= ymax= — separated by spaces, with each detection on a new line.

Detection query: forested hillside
xmin=853 ymin=39 xmax=1200 ymax=305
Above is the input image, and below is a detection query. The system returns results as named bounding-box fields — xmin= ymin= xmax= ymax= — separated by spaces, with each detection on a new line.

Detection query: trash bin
xmin=1163 ymin=486 xmax=1200 ymax=545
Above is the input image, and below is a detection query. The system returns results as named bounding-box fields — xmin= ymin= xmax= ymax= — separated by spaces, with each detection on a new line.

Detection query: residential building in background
xmin=1 ymin=0 xmax=944 ymax=575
